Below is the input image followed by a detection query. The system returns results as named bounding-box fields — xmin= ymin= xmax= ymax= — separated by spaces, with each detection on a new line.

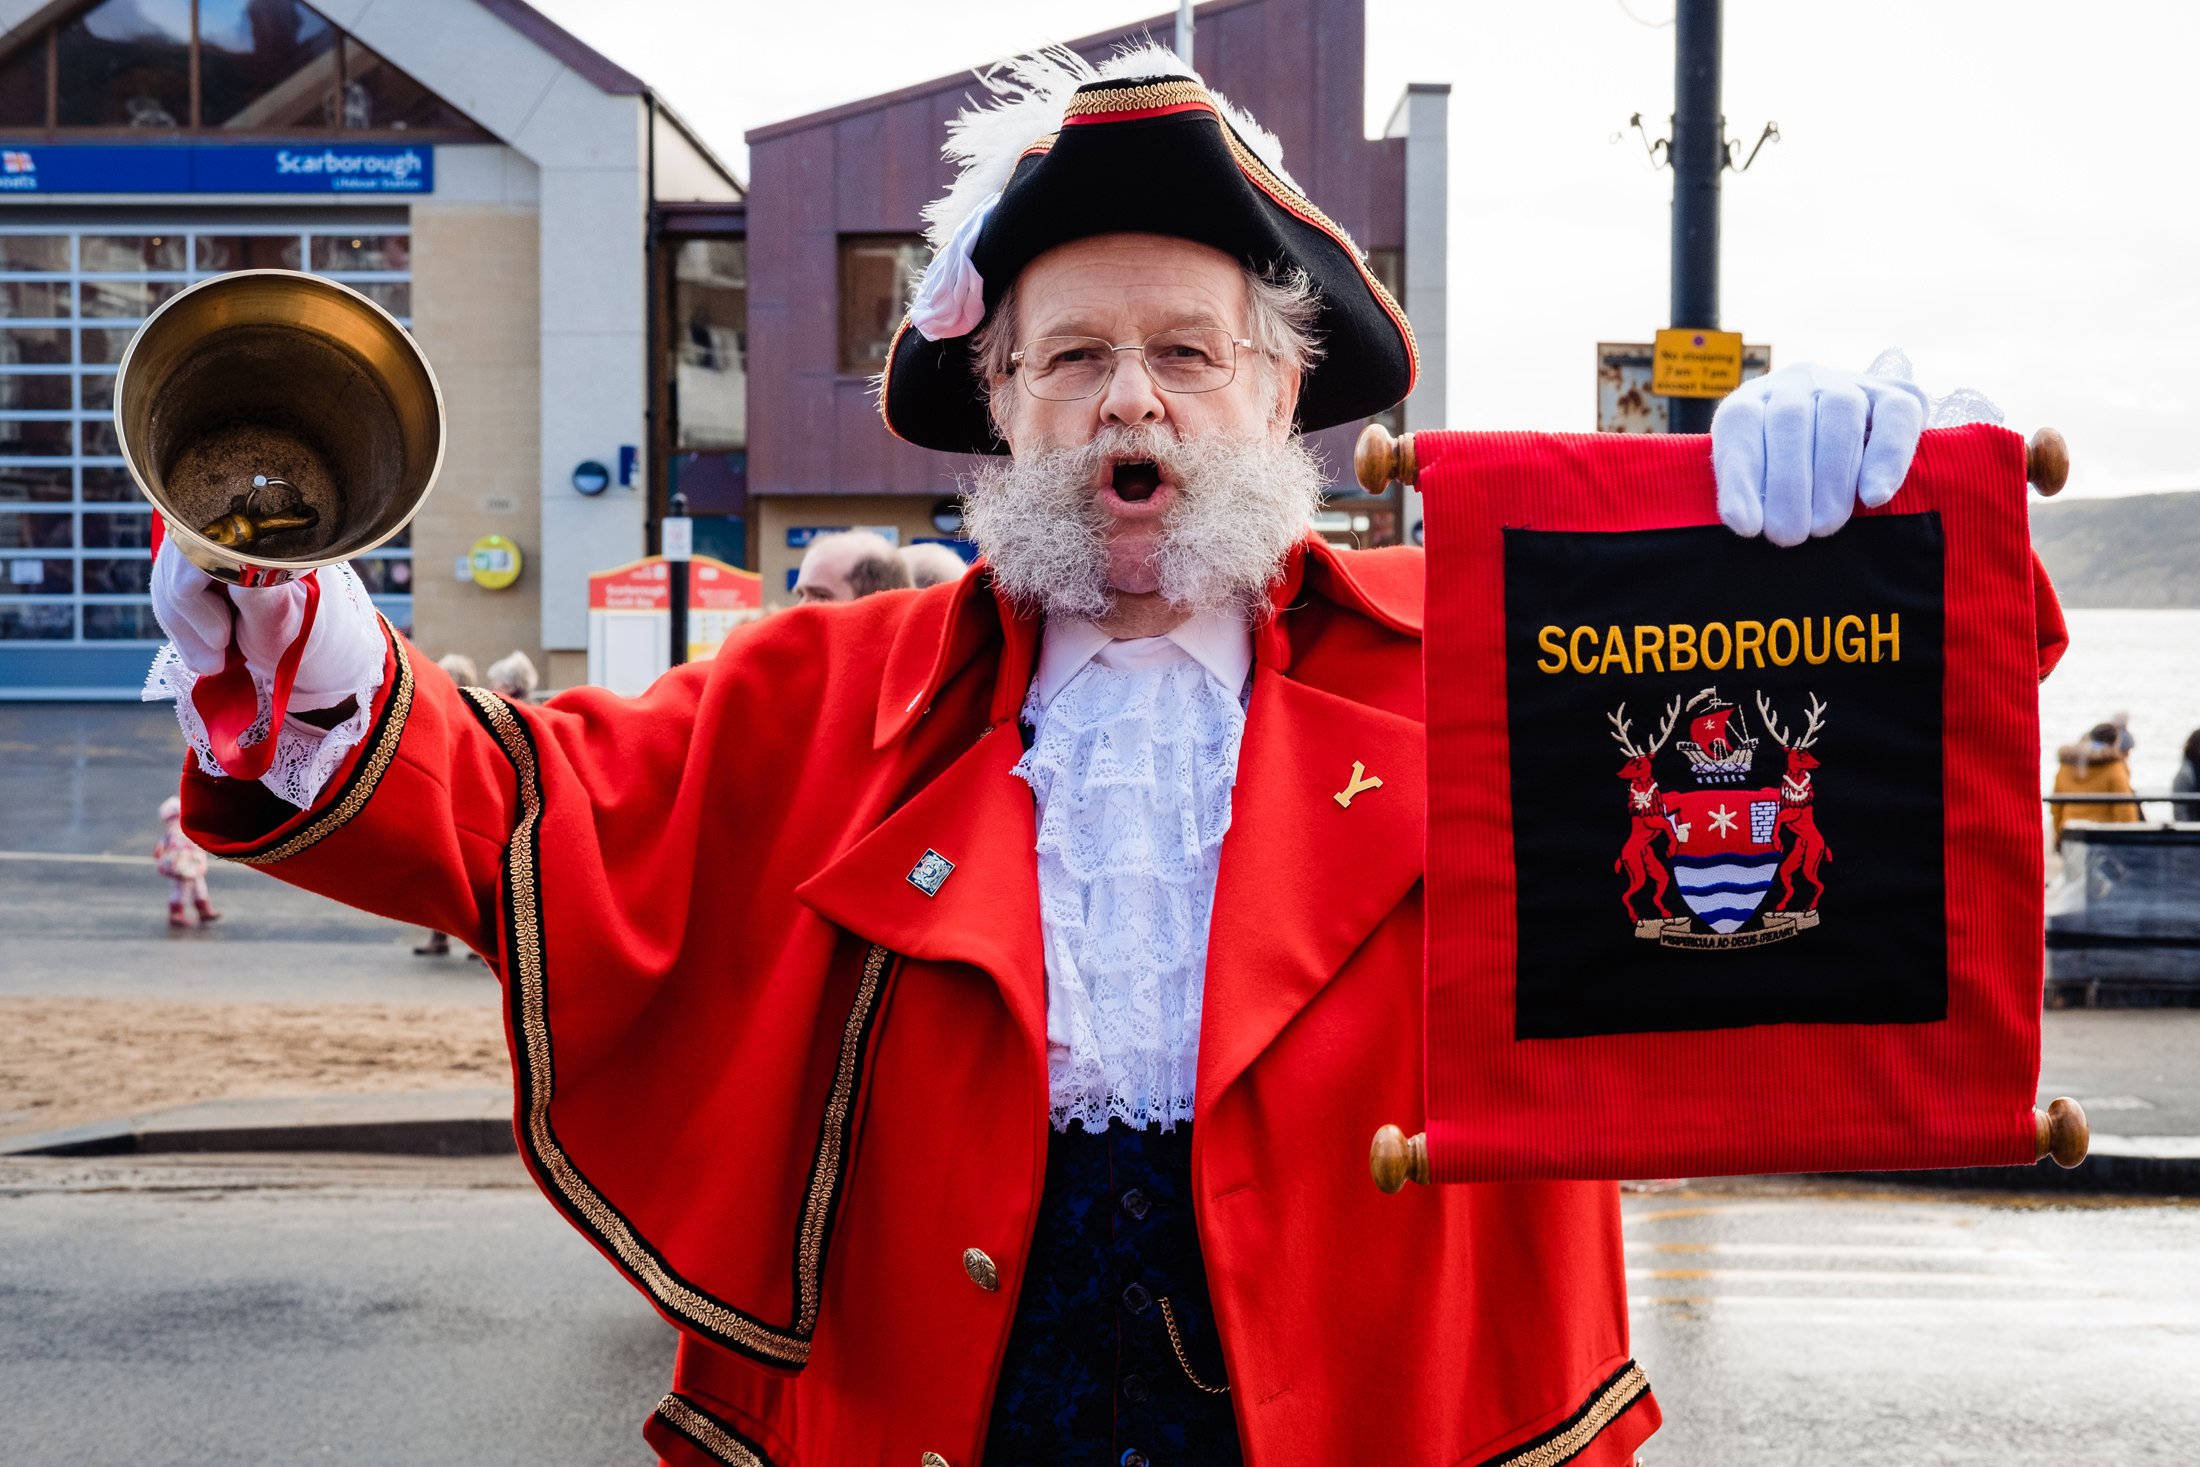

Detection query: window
xmin=197 ymin=0 xmax=339 ymax=130
xmin=338 ymin=38 xmax=475 ymax=131
xmin=837 ymin=236 xmax=931 ymax=376
xmin=672 ymin=238 xmax=746 ymax=451
xmin=0 ymin=37 xmax=46 ymax=128
xmin=0 ymin=225 xmax=413 ymax=660
xmin=0 ymin=0 xmax=491 ymax=136
xmin=55 ymin=0 xmax=191 ymax=129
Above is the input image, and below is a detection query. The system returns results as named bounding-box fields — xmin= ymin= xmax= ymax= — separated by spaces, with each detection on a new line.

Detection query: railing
xmin=2042 ymin=792 xmax=2198 ymax=812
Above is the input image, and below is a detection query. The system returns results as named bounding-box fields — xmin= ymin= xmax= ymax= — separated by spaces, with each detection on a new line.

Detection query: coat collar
xmin=873 ymin=534 xmax=1422 ymax=749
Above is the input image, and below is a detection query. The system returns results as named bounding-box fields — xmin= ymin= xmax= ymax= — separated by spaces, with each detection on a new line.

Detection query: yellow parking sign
xmin=468 ymin=534 xmax=523 ymax=590
xmin=1652 ymin=328 xmax=1745 ymax=398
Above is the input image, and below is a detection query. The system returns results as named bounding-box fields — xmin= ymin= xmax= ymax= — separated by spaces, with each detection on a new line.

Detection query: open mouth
xmin=1110 ymin=459 xmax=1163 ymax=503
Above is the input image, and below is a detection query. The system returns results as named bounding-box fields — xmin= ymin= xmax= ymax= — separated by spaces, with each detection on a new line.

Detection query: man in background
xmin=898 ymin=541 xmax=971 ymax=590
xmin=791 ymin=529 xmax=909 ymax=603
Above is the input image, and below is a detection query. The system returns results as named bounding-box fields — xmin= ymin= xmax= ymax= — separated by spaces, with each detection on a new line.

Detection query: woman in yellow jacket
xmin=2052 ymin=721 xmax=2141 ymax=847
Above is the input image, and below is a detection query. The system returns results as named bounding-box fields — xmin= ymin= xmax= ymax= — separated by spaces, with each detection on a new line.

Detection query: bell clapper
xmin=198 ymin=473 xmax=319 ymax=548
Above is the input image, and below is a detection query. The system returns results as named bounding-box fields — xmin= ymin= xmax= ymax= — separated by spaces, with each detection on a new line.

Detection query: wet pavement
xmin=0 ymin=1155 xmax=2193 ymax=1465
xmin=1627 ymin=1180 xmax=2200 ymax=1464
xmin=0 ymin=1153 xmax=675 ymax=1466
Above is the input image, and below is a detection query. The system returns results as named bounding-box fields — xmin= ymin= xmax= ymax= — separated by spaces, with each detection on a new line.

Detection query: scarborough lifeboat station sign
xmin=0 ymin=143 xmax=432 ymax=194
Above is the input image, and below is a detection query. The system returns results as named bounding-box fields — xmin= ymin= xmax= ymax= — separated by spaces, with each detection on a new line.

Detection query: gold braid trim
xmin=654 ymin=1393 xmax=773 ymax=1467
xmin=1478 ymin=1363 xmax=1652 ymax=1467
xmin=227 ymin=614 xmax=414 ymax=867
xmin=1214 ymin=123 xmax=1420 ymax=370
xmin=461 ymin=687 xmax=891 ymax=1367
xmin=1062 ymin=78 xmax=1213 ymax=117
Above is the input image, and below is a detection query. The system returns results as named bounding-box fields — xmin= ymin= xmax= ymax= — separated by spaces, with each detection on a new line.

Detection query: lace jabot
xmin=1013 ymin=631 xmax=1248 ymax=1133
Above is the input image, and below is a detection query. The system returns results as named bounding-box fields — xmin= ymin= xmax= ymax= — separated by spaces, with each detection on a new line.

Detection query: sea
xmin=2039 ymin=609 xmax=2200 ymax=793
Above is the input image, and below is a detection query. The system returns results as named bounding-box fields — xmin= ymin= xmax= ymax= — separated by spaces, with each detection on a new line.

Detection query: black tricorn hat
xmin=880 ymin=50 xmax=1417 ymax=456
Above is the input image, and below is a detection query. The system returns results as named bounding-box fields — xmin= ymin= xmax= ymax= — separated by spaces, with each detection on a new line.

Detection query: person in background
xmin=486 ymin=651 xmax=541 ymax=703
xmin=2172 ymin=728 xmax=2200 ymax=821
xmin=154 ymin=794 xmax=217 ymax=928
xmin=791 ymin=529 xmax=909 ymax=604
xmin=898 ymin=541 xmax=971 ymax=590
xmin=2051 ymin=720 xmax=2142 ymax=847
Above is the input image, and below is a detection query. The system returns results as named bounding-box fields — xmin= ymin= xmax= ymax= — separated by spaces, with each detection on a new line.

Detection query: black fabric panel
xmin=1501 ymin=516 xmax=1947 ymax=1038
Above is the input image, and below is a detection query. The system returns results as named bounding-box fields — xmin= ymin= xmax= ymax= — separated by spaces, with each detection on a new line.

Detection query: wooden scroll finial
xmin=2026 ymin=427 xmax=2069 ymax=497
xmin=2034 ymin=1096 xmax=2089 ymax=1168
xmin=1354 ymin=422 xmax=1419 ymax=495
xmin=1370 ymin=1124 xmax=1431 ymax=1193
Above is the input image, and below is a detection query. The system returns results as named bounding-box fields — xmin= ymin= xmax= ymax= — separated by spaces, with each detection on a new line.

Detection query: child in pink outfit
xmin=154 ymin=795 xmax=219 ymax=928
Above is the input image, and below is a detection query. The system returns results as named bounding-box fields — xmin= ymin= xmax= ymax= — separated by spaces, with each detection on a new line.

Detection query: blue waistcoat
xmin=984 ymin=1122 xmax=1245 ymax=1467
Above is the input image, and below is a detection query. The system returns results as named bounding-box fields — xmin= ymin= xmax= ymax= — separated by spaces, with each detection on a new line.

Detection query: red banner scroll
xmin=1421 ymin=424 xmax=2059 ymax=1182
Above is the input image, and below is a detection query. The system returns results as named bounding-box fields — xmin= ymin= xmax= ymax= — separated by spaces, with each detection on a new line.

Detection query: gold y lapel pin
xmin=1333 ymin=761 xmax=1384 ymax=809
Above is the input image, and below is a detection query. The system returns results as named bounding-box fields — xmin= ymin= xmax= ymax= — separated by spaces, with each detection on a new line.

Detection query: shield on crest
xmin=1662 ymin=787 xmax=1783 ymax=932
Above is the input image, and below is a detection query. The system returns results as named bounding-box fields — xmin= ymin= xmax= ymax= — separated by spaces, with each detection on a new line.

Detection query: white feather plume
xmin=923 ymin=38 xmax=1301 ymax=251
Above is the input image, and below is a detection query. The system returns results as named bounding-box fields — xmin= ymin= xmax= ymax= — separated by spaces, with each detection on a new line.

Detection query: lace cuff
xmin=142 ymin=639 xmax=384 ymax=811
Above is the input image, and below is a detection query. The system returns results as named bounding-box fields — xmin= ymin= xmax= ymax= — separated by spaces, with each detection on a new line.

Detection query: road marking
xmin=1639 ymin=1241 xmax=2053 ymax=1261
xmin=0 ymin=850 xmax=147 ymax=866
xmin=1627 ymin=1267 xmax=2040 ymax=1285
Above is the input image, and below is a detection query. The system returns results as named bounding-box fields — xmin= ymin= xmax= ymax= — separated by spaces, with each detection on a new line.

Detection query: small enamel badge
xmin=906 ymin=849 xmax=956 ymax=897
xmin=1334 ymin=761 xmax=1384 ymax=809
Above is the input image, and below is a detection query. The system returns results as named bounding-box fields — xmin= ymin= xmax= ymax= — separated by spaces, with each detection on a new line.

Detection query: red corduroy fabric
xmin=1422 ymin=425 xmax=2052 ymax=1181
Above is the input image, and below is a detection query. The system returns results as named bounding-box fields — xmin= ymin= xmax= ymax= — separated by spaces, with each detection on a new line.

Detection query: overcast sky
xmin=532 ymin=0 xmax=2197 ymax=500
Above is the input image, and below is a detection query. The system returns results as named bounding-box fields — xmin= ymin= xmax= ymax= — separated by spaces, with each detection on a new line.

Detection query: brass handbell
xmin=113 ymin=270 xmax=444 ymax=587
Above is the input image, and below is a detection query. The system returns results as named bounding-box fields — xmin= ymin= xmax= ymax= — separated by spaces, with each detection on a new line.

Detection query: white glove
xmin=150 ymin=541 xmax=385 ymax=708
xmin=1710 ymin=362 xmax=1929 ymax=547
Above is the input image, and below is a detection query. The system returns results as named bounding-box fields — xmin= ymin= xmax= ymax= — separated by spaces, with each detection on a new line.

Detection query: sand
xmin=0 ymin=997 xmax=507 ymax=1141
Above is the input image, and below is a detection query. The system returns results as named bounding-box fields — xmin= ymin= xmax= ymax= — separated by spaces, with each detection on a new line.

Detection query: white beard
xmin=960 ymin=423 xmax=1327 ymax=621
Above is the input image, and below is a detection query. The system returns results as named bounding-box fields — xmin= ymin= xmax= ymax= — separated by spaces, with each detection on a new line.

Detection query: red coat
xmin=185 ymin=537 xmax=1657 ymax=1467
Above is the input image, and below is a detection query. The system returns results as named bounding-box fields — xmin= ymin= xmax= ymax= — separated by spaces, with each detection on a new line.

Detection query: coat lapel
xmin=795 ymin=723 xmax=1048 ymax=1063
xmin=1197 ymin=670 xmax=1425 ymax=1116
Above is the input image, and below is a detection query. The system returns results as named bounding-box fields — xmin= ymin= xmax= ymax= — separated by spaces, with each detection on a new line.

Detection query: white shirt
xmin=1012 ymin=610 xmax=1253 ymax=1133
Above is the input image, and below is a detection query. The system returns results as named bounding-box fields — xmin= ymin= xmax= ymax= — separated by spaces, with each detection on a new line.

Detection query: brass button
xmin=921 ymin=1454 xmax=951 ymax=1467
xmin=961 ymin=1246 xmax=1000 ymax=1292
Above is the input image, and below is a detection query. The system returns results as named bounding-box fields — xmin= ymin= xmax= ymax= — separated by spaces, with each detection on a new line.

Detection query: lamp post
xmin=664 ymin=491 xmax=692 ymax=668
xmin=1667 ymin=0 xmax=1723 ymax=433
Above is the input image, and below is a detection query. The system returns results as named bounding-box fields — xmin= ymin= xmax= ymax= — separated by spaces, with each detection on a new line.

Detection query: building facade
xmin=0 ymin=0 xmax=739 ymax=696
xmin=0 ymin=0 xmax=1441 ymax=695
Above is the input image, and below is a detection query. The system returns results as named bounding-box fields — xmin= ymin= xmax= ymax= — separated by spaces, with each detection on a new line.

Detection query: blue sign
xmin=0 ymin=144 xmax=432 ymax=195
xmin=785 ymin=526 xmax=849 ymax=549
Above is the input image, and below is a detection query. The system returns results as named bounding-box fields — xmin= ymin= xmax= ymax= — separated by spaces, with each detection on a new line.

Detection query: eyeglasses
xmin=1009 ymin=327 xmax=1255 ymax=402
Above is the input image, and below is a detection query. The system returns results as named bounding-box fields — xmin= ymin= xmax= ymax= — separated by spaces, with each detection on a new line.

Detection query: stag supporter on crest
xmin=143 ymin=43 xmax=1948 ymax=1467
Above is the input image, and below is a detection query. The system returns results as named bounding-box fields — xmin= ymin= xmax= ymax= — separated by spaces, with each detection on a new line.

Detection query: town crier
xmin=147 ymin=44 xmax=1931 ymax=1467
